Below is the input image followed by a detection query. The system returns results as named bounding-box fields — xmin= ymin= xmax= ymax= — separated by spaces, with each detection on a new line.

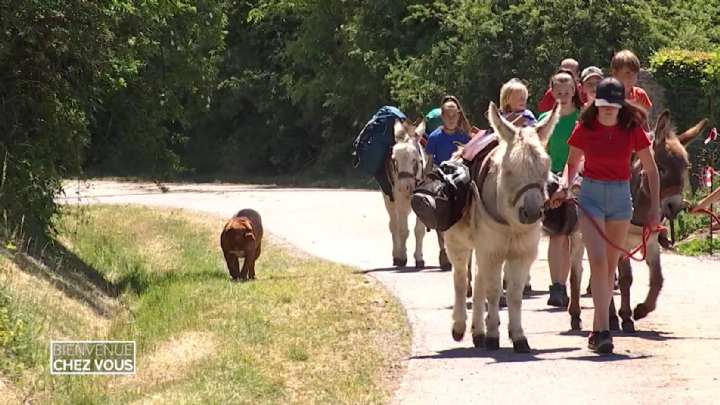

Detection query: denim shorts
xmin=577 ymin=177 xmax=633 ymax=221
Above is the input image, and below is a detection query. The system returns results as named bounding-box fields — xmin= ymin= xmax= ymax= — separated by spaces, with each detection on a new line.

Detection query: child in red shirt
xmin=611 ymin=49 xmax=652 ymax=111
xmin=549 ymin=77 xmax=660 ymax=354
xmin=537 ymin=58 xmax=587 ymax=113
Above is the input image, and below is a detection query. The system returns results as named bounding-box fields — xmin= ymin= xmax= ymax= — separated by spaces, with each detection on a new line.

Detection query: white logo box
xmin=50 ymin=340 xmax=136 ymax=375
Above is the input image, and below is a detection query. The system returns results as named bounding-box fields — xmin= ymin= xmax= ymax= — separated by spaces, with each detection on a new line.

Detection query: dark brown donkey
xmin=566 ymin=111 xmax=708 ymax=331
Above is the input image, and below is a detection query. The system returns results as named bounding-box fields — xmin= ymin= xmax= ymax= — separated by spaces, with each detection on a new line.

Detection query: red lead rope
xmin=567 ymin=198 xmax=667 ymax=262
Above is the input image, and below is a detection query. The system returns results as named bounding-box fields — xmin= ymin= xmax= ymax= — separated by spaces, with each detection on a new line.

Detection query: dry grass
xmin=114 ymin=331 xmax=218 ymax=391
xmin=0 ymin=376 xmax=21 ymax=405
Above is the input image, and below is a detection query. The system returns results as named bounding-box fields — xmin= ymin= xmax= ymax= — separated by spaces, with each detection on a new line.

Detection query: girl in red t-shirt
xmin=549 ymin=77 xmax=660 ymax=354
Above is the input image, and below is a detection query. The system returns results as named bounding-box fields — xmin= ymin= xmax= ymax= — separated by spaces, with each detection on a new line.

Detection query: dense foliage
xmin=2 ymin=0 xmax=720 ymax=235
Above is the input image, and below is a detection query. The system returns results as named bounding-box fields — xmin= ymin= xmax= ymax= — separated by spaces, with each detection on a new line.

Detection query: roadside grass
xmin=0 ymin=205 xmax=409 ymax=404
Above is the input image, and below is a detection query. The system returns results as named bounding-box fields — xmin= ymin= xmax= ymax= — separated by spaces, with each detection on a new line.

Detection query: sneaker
xmin=588 ymin=331 xmax=613 ymax=354
xmin=547 ymin=283 xmax=569 ymax=308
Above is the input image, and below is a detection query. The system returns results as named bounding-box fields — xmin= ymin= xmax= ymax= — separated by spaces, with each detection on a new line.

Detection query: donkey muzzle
xmin=514 ymin=183 xmax=545 ymax=224
xmin=519 ymin=206 xmax=543 ymax=224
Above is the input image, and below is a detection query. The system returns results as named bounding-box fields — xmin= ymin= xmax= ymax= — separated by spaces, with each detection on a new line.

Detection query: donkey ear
xmin=677 ymin=117 xmax=709 ymax=145
xmin=487 ymin=102 xmax=515 ymax=142
xmin=415 ymin=119 xmax=427 ymax=138
xmin=653 ymin=110 xmax=672 ymax=145
xmin=535 ymin=103 xmax=560 ymax=144
xmin=403 ymin=120 xmax=417 ymax=133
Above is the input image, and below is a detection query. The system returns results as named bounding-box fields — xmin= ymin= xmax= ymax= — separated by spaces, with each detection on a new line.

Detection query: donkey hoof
xmin=485 ymin=336 xmax=500 ymax=351
xmin=466 ymin=285 xmax=473 ymax=298
xmin=570 ymin=316 xmax=582 ymax=331
xmin=499 ymin=294 xmax=507 ymax=308
xmin=512 ymin=338 xmax=531 ymax=353
xmin=621 ymin=320 xmax=636 ymax=333
xmin=472 ymin=334 xmax=486 ymax=348
xmin=634 ymin=304 xmax=649 ymax=320
xmin=609 ymin=316 xmax=620 ymax=331
xmin=393 ymin=258 xmax=407 ymax=267
xmin=452 ymin=328 xmax=464 ymax=342
xmin=523 ymin=284 xmax=532 ymax=297
xmin=415 ymin=260 xmax=425 ymax=269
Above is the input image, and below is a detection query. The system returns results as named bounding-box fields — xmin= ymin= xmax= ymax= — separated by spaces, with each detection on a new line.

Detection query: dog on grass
xmin=220 ymin=209 xmax=263 ymax=281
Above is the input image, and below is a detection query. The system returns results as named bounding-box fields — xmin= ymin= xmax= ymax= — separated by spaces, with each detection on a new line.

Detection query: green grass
xmin=676 ymin=237 xmax=720 ymax=256
xmin=0 ymin=205 xmax=410 ymax=404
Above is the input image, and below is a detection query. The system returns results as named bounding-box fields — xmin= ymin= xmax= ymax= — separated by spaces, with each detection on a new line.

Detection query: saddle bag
xmin=542 ymin=173 xmax=579 ymax=236
xmin=411 ymin=160 xmax=470 ymax=231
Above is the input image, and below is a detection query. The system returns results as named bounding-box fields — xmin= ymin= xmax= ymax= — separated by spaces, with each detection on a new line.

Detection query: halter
xmin=390 ymin=140 xmax=425 ymax=188
xmin=475 ymin=148 xmax=545 ymax=226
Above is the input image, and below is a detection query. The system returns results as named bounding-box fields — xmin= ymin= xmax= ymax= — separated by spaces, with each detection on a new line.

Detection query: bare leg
xmin=604 ymin=220 xmax=632 ymax=331
xmin=549 ymin=234 xmax=571 ymax=284
xmin=547 ymin=234 xmax=571 ymax=307
xmin=438 ymin=231 xmax=451 ymax=270
xmin=579 ymin=216 xmax=611 ymax=332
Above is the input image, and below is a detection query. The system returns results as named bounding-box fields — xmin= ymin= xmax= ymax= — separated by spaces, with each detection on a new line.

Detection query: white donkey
xmin=445 ymin=102 xmax=558 ymax=352
xmin=384 ymin=120 xmax=431 ymax=268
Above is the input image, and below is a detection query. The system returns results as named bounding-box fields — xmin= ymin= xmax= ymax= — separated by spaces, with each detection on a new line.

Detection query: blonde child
xmin=499 ymin=78 xmax=537 ymax=127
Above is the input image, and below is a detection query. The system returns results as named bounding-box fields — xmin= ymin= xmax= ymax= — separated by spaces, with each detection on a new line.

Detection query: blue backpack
xmin=352 ymin=106 xmax=407 ymax=176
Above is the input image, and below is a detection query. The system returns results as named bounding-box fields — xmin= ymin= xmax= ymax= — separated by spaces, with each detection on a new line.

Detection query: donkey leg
xmin=482 ymin=254 xmax=503 ymax=350
xmin=413 ymin=216 xmax=426 ymax=268
xmin=568 ymin=232 xmax=584 ymax=330
xmin=505 ymin=257 xmax=534 ymax=353
xmin=618 ymin=257 xmax=635 ymax=332
xmin=447 ymin=242 xmax=472 ymax=342
xmin=397 ymin=204 xmax=411 ymax=266
xmin=635 ymin=239 xmax=663 ymax=320
xmin=384 ymin=198 xmax=404 ymax=267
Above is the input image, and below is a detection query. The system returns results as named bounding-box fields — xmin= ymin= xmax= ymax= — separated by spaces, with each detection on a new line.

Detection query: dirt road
xmin=61 ymin=180 xmax=720 ymax=404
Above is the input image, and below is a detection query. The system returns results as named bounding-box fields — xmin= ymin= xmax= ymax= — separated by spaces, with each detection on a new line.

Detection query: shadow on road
xmin=356 ymin=266 xmax=444 ymax=274
xmin=411 ymin=346 xmax=579 ymax=363
xmin=566 ymin=353 xmax=652 ymax=362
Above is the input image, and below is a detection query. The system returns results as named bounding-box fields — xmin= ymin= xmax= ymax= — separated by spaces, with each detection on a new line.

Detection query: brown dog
xmin=220 ymin=209 xmax=263 ymax=281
